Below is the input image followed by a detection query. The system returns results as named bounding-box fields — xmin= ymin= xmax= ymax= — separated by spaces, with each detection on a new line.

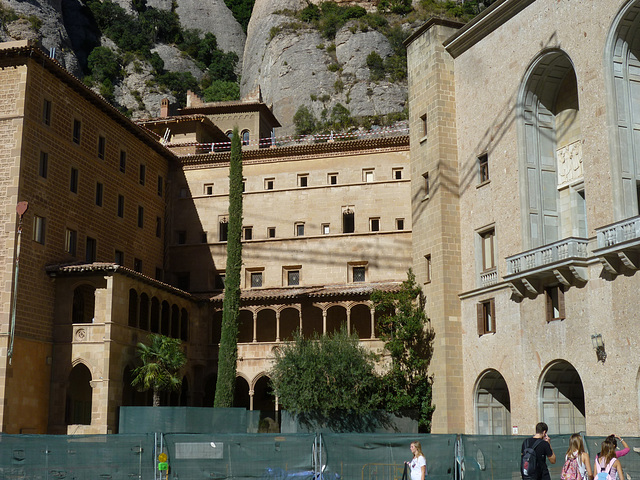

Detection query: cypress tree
xmin=214 ymin=127 xmax=243 ymax=407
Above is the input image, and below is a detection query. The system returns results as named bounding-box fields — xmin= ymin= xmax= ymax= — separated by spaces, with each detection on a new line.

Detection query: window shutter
xmin=477 ymin=303 xmax=484 ymax=336
xmin=545 ymin=288 xmax=552 ymax=323
xmin=489 ymin=299 xmax=496 ymax=333
xmin=557 ymin=286 xmax=565 ymax=320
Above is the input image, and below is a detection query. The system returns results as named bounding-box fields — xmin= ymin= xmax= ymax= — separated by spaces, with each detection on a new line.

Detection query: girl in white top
xmin=566 ymin=433 xmax=593 ymax=480
xmin=408 ymin=441 xmax=427 ymax=480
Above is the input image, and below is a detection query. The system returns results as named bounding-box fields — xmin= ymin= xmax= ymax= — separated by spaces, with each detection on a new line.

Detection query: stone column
xmin=252 ymin=311 xmax=257 ymax=343
xmin=322 ymin=309 xmax=327 ymax=335
xmin=249 ymin=389 xmax=254 ymax=410
xmin=275 ymin=310 xmax=280 ymax=342
xmin=346 ymin=307 xmax=351 ymax=334
xmin=370 ymin=306 xmax=376 ymax=339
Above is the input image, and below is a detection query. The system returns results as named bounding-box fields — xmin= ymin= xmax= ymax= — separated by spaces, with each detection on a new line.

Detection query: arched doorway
xmin=350 ymin=304 xmax=372 ymax=339
xmin=66 ymin=364 xmax=92 ymax=425
xmin=234 ymin=376 xmax=250 ymax=409
xmin=475 ymin=369 xmax=511 ymax=435
xmin=326 ymin=305 xmax=346 ymax=335
xmin=540 ymin=360 xmax=585 ymax=434
xmin=280 ymin=307 xmax=300 ymax=340
xmin=253 ymin=375 xmax=275 ymax=412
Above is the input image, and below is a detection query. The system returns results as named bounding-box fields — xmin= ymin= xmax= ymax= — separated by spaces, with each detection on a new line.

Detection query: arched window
xmin=518 ymin=51 xmax=586 ymax=248
xmin=161 ymin=301 xmax=170 ymax=336
xmin=234 ymin=376 xmax=250 ymax=409
xmin=128 ymin=289 xmax=138 ymax=328
xmin=180 ymin=308 xmax=189 ymax=341
xmin=171 ymin=304 xmax=180 ymax=338
xmin=540 ymin=361 xmax=585 ymax=434
xmin=475 ymin=369 xmax=511 ymax=435
xmin=242 ymin=130 xmax=250 ymax=146
xmin=150 ymin=297 xmax=160 ymax=333
xmin=607 ymin=1 xmax=640 ymax=219
xmin=140 ymin=293 xmax=150 ymax=330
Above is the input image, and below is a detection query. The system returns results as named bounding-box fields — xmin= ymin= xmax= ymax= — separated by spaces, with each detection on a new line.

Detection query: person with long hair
xmin=605 ymin=435 xmax=630 ymax=458
xmin=595 ymin=439 xmax=623 ymax=480
xmin=407 ymin=441 xmax=427 ymax=480
xmin=565 ymin=434 xmax=592 ymax=480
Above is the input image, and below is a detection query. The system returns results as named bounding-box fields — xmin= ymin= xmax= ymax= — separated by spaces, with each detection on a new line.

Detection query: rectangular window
xmin=242 ymin=179 xmax=246 ymax=192
xmin=424 ymin=254 xmax=431 ymax=283
xmin=322 ymin=223 xmax=330 ymax=235
xmin=393 ymin=168 xmax=403 ymax=180
xmin=95 ymin=182 xmax=103 ymax=207
xmin=265 ymin=178 xmax=274 ymax=190
xmin=137 ymin=206 xmax=144 ymax=228
xmin=363 ymin=169 xmax=374 ymax=182
xmin=396 ymin=218 xmax=405 ymax=230
xmin=295 ymin=223 xmax=305 ymax=236
xmin=478 ymin=153 xmax=489 ymax=183
xmin=139 ymin=164 xmax=146 ymax=185
xmin=39 ymin=151 xmax=48 ymax=178
xmin=134 ymin=258 xmax=142 ymax=273
xmin=267 ymin=227 xmax=276 ymax=238
xmin=72 ymin=119 xmax=81 ymax=144
xmin=98 ymin=136 xmax=106 ymax=160
xmin=157 ymin=176 xmax=163 ymax=197
xmin=251 ymin=271 xmax=263 ymax=288
xmin=343 ymin=208 xmax=355 ymax=233
xmin=420 ymin=113 xmax=427 ymax=138
xmin=328 ymin=173 xmax=338 ymax=185
xmin=65 ymin=229 xmax=77 ymax=256
xmin=481 ymin=228 xmax=496 ymax=271
xmin=477 ymin=298 xmax=496 ymax=335
xmin=353 ymin=266 xmax=366 ymax=282
xmin=86 ymin=237 xmax=97 ymax=262
xmin=117 ymin=195 xmax=125 ymax=218
xmin=204 ymin=183 xmax=214 ymax=195
xmin=42 ymin=99 xmax=51 ymax=126
xmin=298 ymin=174 xmax=308 ymax=187
xmin=576 ymin=189 xmax=587 ymax=238
xmin=219 ymin=217 xmax=228 ymax=241
xmin=423 ymin=172 xmax=430 ymax=198
xmin=201 ymin=231 xmax=208 ymax=243
xmin=545 ymin=286 xmax=565 ymax=322
xmin=33 ymin=215 xmax=46 ymax=244
xmin=70 ymin=167 xmax=79 ymax=193
xmin=177 ymin=230 xmax=186 ymax=244
xmin=244 ymin=226 xmax=253 ymax=240
xmin=156 ymin=217 xmax=162 ymax=238
xmin=370 ymin=218 xmax=380 ymax=232
xmin=119 ymin=151 xmax=126 ymax=173
xmin=115 ymin=250 xmax=124 ymax=265
xmin=287 ymin=270 xmax=300 ymax=286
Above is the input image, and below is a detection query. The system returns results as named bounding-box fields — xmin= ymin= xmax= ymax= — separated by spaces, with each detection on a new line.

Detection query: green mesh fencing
xmin=0 ymin=433 xmax=155 ymax=480
xmin=119 ymin=407 xmax=256 ymax=434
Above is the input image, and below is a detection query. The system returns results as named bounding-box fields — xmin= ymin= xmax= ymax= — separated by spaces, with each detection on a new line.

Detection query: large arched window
xmin=607 ymin=0 xmax=640 ymax=219
xmin=475 ymin=369 xmax=511 ymax=435
xmin=518 ymin=51 xmax=586 ymax=248
xmin=539 ymin=360 xmax=585 ymax=434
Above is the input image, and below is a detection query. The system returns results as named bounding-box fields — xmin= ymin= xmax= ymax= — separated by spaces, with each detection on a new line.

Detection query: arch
xmin=280 ymin=307 xmax=300 ymax=341
xmin=150 ymin=297 xmax=160 ymax=333
xmin=66 ymin=363 xmax=92 ymax=425
xmin=253 ymin=374 xmax=275 ymax=412
xmin=139 ymin=293 xmax=150 ymax=330
xmin=326 ymin=305 xmax=347 ymax=335
xmin=234 ymin=375 xmax=251 ymax=409
xmin=518 ymin=49 xmax=585 ymax=248
xmin=256 ymin=309 xmax=276 ymax=342
xmin=238 ymin=309 xmax=254 ymax=343
xmin=180 ymin=308 xmax=189 ymax=341
xmin=128 ymin=289 xmax=138 ymax=328
xmin=203 ymin=373 xmax=217 ymax=407
xmin=301 ymin=303 xmax=322 ymax=338
xmin=474 ymin=369 xmax=511 ymax=435
xmin=606 ymin=0 xmax=640 ymax=219
xmin=350 ymin=303 xmax=372 ymax=338
xmin=171 ymin=304 xmax=180 ymax=338
xmin=161 ymin=301 xmax=170 ymax=336
xmin=211 ymin=310 xmax=223 ymax=344
xmin=539 ymin=360 xmax=585 ymax=434
xmin=242 ymin=129 xmax=250 ymax=146
xmin=72 ymin=284 xmax=96 ymax=324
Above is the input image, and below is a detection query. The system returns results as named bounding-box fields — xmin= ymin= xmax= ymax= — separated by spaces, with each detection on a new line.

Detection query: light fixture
xmin=591 ymin=334 xmax=607 ymax=363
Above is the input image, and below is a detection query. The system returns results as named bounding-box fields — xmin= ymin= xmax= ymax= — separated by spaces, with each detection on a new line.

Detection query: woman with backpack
xmin=562 ymin=434 xmax=592 ymax=480
xmin=594 ymin=439 xmax=623 ymax=480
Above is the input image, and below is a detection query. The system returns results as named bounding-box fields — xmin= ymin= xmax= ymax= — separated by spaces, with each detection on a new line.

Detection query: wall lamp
xmin=591 ymin=334 xmax=607 ymax=363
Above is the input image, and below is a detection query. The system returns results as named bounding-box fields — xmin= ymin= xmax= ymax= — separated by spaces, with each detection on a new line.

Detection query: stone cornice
xmin=444 ymin=0 xmax=537 ymax=58
xmin=404 ymin=17 xmax=465 ymax=48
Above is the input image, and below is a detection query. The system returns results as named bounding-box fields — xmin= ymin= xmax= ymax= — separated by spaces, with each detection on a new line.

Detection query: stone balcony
xmin=594 ymin=215 xmax=640 ymax=274
xmin=480 ymin=268 xmax=499 ymax=287
xmin=504 ymin=237 xmax=589 ymax=297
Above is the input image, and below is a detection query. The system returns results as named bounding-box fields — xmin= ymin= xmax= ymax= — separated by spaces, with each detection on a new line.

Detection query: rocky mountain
xmin=0 ymin=0 xmax=416 ymax=133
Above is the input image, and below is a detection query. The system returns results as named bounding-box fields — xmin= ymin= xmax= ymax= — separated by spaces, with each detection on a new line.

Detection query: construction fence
xmin=0 ymin=433 xmax=638 ymax=480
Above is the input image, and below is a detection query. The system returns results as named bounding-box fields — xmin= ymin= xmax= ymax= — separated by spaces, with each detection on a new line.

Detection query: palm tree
xmin=131 ymin=334 xmax=187 ymax=407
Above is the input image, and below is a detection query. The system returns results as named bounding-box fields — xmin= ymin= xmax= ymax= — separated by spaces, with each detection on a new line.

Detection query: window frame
xmin=264 ymin=178 xmax=275 ymax=190
xmin=70 ymin=167 xmax=79 ymax=194
xmin=267 ymin=227 xmax=276 ymax=238
xmin=42 ymin=98 xmax=52 ymax=126
xmin=396 ymin=218 xmax=405 ymax=230
xmin=545 ymin=286 xmax=565 ymax=322
xmin=137 ymin=205 xmax=144 ymax=228
xmin=65 ymin=228 xmax=77 ymax=256
xmin=298 ymin=174 xmax=309 ymax=187
xmin=477 ymin=298 xmax=496 ymax=336
xmin=85 ymin=237 xmax=97 ymax=263
xmin=363 ymin=168 xmax=375 ymax=183
xmin=72 ymin=119 xmax=81 ymax=144
xmin=33 ymin=215 xmax=46 ymax=244
xmin=95 ymin=182 xmax=104 ymax=207
xmin=424 ymin=254 xmax=432 ymax=284
xmin=478 ymin=153 xmax=489 ymax=184
xmin=204 ymin=183 xmax=214 ymax=195
xmin=480 ymin=228 xmax=496 ymax=272
xmin=243 ymin=226 xmax=253 ymax=240
xmin=39 ymin=151 xmax=48 ymax=179
xmin=117 ymin=194 xmax=125 ymax=218
xmin=119 ymin=151 xmax=126 ymax=173
xmin=392 ymin=168 xmax=403 ymax=180
xmin=370 ymin=217 xmax=380 ymax=232
xmin=295 ymin=222 xmax=305 ymax=236
xmin=97 ymin=135 xmax=106 ymax=160
xmin=328 ymin=173 xmax=338 ymax=185
xmin=423 ymin=171 xmax=430 ymax=198
xmin=139 ymin=164 xmax=146 ymax=186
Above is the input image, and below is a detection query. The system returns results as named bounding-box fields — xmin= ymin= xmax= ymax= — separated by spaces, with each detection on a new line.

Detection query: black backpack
xmin=521 ymin=438 xmax=543 ymax=479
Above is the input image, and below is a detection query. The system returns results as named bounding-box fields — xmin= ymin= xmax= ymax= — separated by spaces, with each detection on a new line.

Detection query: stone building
xmin=0 ymin=40 xmax=411 ymax=434
xmin=406 ymin=0 xmax=640 ymax=435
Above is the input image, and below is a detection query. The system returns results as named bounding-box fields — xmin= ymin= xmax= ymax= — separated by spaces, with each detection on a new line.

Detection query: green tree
xmin=371 ymin=270 xmax=436 ymax=432
xmin=293 ymin=105 xmax=317 ymax=135
xmin=366 ymin=51 xmax=385 ymax=81
xmin=87 ymin=46 xmax=121 ymax=84
xmin=270 ymin=328 xmax=380 ymax=417
xmin=214 ymin=127 xmax=243 ymax=408
xmin=131 ymin=334 xmax=187 ymax=407
xmin=203 ymin=80 xmax=240 ymax=102
xmin=223 ymin=0 xmax=255 ymax=33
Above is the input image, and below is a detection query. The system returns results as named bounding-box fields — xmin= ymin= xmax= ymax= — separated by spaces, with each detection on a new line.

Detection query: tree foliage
xmin=371 ymin=270 xmax=435 ymax=432
xmin=366 ymin=51 xmax=385 ymax=81
xmin=223 ymin=0 xmax=255 ymax=33
xmin=203 ymin=80 xmax=240 ymax=102
xmin=131 ymin=334 xmax=187 ymax=407
xmin=214 ymin=127 xmax=243 ymax=408
xmin=293 ymin=105 xmax=317 ymax=135
xmin=270 ymin=328 xmax=381 ymax=417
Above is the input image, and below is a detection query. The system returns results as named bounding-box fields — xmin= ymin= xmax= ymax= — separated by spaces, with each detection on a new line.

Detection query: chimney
xmin=160 ymin=98 xmax=170 ymax=118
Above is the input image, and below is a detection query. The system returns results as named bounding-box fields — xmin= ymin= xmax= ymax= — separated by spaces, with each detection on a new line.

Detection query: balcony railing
xmin=596 ymin=215 xmax=640 ymax=248
xmin=480 ymin=269 xmax=498 ymax=287
xmin=506 ymin=237 xmax=589 ymax=275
